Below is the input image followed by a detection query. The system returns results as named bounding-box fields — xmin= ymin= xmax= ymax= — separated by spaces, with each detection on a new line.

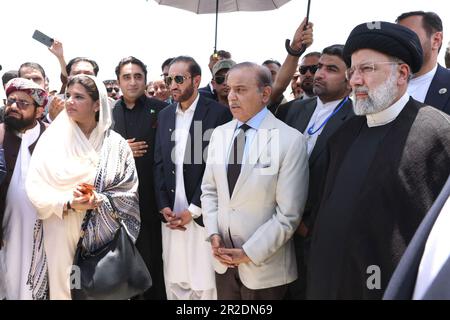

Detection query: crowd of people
xmin=0 ymin=10 xmax=449 ymax=300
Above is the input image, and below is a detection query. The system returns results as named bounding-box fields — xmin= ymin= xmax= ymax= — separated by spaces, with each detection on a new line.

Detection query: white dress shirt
xmin=173 ymin=93 xmax=201 ymax=218
xmin=413 ymin=195 xmax=450 ymax=299
xmin=408 ymin=64 xmax=437 ymax=103
xmin=304 ymin=98 xmax=341 ymax=156
xmin=366 ymin=92 xmax=409 ymax=127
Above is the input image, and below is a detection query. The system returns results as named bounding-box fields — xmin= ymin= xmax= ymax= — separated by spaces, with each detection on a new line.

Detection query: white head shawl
xmin=26 ymin=75 xmax=113 ymax=219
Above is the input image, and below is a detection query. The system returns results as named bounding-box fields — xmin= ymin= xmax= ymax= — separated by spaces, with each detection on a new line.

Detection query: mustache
xmin=353 ymin=86 xmax=369 ymax=94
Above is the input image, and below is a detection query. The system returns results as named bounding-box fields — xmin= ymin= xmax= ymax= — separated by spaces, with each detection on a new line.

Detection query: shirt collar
xmin=237 ymin=107 xmax=268 ymax=130
xmin=316 ymin=97 xmax=342 ymax=110
xmin=412 ymin=63 xmax=438 ymax=82
xmin=366 ymin=92 xmax=409 ymax=127
xmin=176 ymin=92 xmax=199 ymax=115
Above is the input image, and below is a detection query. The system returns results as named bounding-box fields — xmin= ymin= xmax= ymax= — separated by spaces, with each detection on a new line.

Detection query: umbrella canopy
xmin=153 ymin=0 xmax=292 ymax=54
xmin=153 ymin=0 xmax=291 ymax=14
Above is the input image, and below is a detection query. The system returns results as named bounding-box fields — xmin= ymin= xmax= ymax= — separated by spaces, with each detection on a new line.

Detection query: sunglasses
xmin=214 ymin=76 xmax=226 ymax=85
xmin=6 ymin=98 xmax=33 ymax=109
xmin=106 ymin=87 xmax=120 ymax=93
xmin=165 ymin=75 xmax=191 ymax=86
xmin=299 ymin=65 xmax=318 ymax=75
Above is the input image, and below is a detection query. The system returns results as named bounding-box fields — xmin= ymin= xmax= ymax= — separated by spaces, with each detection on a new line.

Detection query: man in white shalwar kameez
xmin=0 ymin=78 xmax=47 ymax=300
xmin=154 ymin=56 xmax=232 ymax=300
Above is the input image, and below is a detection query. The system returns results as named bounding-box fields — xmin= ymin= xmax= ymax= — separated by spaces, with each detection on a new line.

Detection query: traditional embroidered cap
xmin=212 ymin=59 xmax=236 ymax=77
xmin=343 ymin=21 xmax=423 ymax=73
xmin=5 ymin=77 xmax=48 ymax=107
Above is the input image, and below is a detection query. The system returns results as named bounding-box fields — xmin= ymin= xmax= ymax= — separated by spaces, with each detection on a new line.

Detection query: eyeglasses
xmin=299 ymin=65 xmax=318 ymax=75
xmin=6 ymin=98 xmax=33 ymax=109
xmin=106 ymin=87 xmax=120 ymax=93
xmin=165 ymin=75 xmax=191 ymax=86
xmin=345 ymin=62 xmax=401 ymax=80
xmin=214 ymin=76 xmax=226 ymax=85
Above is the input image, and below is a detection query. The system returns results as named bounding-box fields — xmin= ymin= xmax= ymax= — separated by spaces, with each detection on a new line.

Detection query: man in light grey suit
xmin=201 ymin=62 xmax=309 ymax=300
xmin=384 ymin=175 xmax=450 ymax=300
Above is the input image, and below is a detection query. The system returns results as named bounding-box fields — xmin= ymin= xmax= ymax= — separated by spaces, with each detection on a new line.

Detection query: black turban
xmin=343 ymin=21 xmax=423 ymax=73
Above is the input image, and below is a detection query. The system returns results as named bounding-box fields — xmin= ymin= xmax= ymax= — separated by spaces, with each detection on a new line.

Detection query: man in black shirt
xmin=112 ymin=56 xmax=168 ymax=300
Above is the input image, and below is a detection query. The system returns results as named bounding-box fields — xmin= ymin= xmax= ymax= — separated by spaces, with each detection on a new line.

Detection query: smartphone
xmin=32 ymin=30 xmax=54 ymax=47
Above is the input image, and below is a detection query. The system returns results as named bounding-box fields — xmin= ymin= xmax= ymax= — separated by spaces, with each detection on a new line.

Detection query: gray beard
xmin=352 ymin=71 xmax=398 ymax=116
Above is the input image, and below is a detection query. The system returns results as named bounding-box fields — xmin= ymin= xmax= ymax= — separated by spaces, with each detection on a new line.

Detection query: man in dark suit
xmin=154 ymin=56 xmax=231 ymax=300
xmin=112 ymin=56 xmax=168 ymax=300
xmin=279 ymin=44 xmax=353 ymax=299
xmin=397 ymin=11 xmax=450 ymax=114
xmin=307 ymin=22 xmax=450 ymax=300
xmin=384 ymin=175 xmax=450 ymax=299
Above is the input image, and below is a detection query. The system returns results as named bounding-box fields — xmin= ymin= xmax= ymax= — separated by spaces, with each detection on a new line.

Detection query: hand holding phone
xmin=32 ymin=30 xmax=54 ymax=47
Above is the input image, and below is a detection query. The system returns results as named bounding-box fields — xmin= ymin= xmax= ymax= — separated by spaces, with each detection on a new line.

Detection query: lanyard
xmin=307 ymin=97 xmax=349 ymax=136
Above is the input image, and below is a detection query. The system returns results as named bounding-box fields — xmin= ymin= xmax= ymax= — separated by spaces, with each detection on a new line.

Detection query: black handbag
xmin=71 ymin=196 xmax=152 ymax=300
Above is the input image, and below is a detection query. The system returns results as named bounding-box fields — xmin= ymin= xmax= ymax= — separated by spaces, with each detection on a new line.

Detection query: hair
xmin=115 ymin=56 xmax=147 ymax=82
xmin=18 ymin=62 xmax=46 ymax=79
xmin=262 ymin=59 xmax=281 ymax=68
xmin=66 ymin=57 xmax=99 ymax=76
xmin=2 ymin=70 xmax=18 ymax=88
xmin=103 ymin=79 xmax=117 ymax=85
xmin=67 ymin=75 xmax=99 ymax=120
xmin=169 ymin=56 xmax=202 ymax=77
xmin=210 ymin=50 xmax=231 ymax=60
xmin=321 ymin=44 xmax=347 ymax=65
xmin=229 ymin=62 xmax=272 ymax=90
xmin=303 ymin=51 xmax=322 ymax=59
xmin=161 ymin=57 xmax=174 ymax=72
xmin=396 ymin=11 xmax=443 ymax=36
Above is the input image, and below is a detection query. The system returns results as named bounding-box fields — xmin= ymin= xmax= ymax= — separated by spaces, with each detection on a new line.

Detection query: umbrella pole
xmin=214 ymin=0 xmax=219 ymax=55
xmin=285 ymin=0 xmax=311 ymax=57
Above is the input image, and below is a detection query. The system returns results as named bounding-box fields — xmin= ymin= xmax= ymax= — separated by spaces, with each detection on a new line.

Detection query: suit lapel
xmin=231 ymin=112 xmax=277 ymax=199
xmin=294 ymin=97 xmax=318 ymax=133
xmin=424 ymin=65 xmax=450 ymax=113
xmin=309 ymin=99 xmax=353 ymax=164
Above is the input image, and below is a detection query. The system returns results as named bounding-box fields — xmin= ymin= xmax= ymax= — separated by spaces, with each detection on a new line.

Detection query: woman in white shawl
xmin=26 ymin=75 xmax=140 ymax=300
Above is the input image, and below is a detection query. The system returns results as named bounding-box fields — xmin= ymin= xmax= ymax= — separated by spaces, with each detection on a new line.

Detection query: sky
xmin=1 ymin=0 xmax=449 ymax=97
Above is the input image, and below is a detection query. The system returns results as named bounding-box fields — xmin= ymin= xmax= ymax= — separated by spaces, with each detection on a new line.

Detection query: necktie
xmin=227 ymin=123 xmax=251 ymax=196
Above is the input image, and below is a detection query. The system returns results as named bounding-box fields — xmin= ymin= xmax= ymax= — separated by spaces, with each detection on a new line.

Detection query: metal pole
xmin=214 ymin=0 xmax=219 ymax=55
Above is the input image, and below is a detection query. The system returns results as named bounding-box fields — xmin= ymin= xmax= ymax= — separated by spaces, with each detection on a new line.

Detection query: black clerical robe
xmin=307 ymin=98 xmax=450 ymax=300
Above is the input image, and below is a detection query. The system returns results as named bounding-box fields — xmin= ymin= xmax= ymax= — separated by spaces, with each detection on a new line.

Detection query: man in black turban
xmin=306 ymin=21 xmax=450 ymax=300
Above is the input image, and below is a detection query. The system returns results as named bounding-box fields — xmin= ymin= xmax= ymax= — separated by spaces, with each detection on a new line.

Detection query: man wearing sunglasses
xmin=0 ymin=78 xmax=47 ymax=299
xmin=211 ymin=59 xmax=236 ymax=107
xmin=103 ymin=80 xmax=120 ymax=100
xmin=112 ymin=56 xmax=169 ymax=300
xmin=199 ymin=50 xmax=232 ymax=101
xmin=154 ymin=56 xmax=231 ymax=300
xmin=307 ymin=22 xmax=450 ymax=300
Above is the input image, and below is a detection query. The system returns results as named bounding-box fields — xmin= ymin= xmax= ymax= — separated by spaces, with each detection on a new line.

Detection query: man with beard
xmin=298 ymin=52 xmax=321 ymax=100
xmin=397 ymin=11 xmax=450 ymax=114
xmin=280 ymin=44 xmax=354 ymax=299
xmin=112 ymin=56 xmax=168 ymax=300
xmin=307 ymin=22 xmax=450 ymax=300
xmin=0 ymin=78 xmax=47 ymax=299
xmin=154 ymin=56 xmax=231 ymax=300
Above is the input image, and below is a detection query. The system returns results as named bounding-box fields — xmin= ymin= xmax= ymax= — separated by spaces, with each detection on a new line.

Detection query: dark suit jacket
xmin=154 ymin=94 xmax=232 ymax=227
xmin=281 ymin=97 xmax=354 ymax=230
xmin=307 ymin=98 xmax=450 ymax=299
xmin=383 ymin=175 xmax=450 ymax=300
xmin=112 ymin=94 xmax=168 ymax=299
xmin=425 ymin=64 xmax=450 ymax=115
xmin=199 ymin=83 xmax=217 ymax=101
xmin=0 ymin=121 xmax=46 ymax=248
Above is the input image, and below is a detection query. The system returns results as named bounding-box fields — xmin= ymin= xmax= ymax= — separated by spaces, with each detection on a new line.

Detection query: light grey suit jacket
xmin=201 ymin=111 xmax=309 ymax=290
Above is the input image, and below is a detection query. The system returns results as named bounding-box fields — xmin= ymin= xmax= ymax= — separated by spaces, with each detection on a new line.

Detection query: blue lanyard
xmin=307 ymin=97 xmax=349 ymax=136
